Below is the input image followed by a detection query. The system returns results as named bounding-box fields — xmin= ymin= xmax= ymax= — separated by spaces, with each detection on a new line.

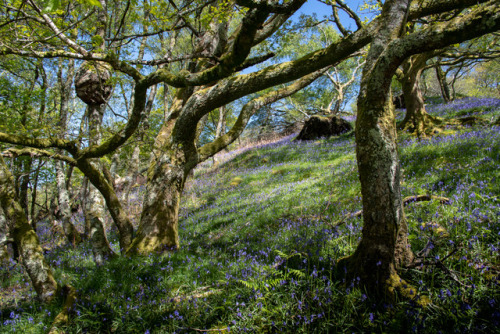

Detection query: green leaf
xmin=84 ymin=0 xmax=103 ymax=8
xmin=43 ymin=0 xmax=61 ymax=12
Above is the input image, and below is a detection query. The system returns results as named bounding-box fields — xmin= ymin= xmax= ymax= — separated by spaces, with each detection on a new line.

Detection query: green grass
xmin=1 ymin=98 xmax=499 ymax=333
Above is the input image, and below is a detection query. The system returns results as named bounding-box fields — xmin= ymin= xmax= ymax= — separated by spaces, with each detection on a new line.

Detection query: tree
xmin=396 ymin=51 xmax=443 ymax=136
xmin=431 ymin=37 xmax=500 ymax=99
xmin=471 ymin=58 xmax=500 ymax=97
xmin=341 ymin=0 xmax=500 ymax=296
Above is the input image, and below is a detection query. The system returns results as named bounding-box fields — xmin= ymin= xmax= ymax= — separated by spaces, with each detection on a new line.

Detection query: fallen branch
xmin=402 ymin=194 xmax=451 ymax=206
xmin=326 ymin=210 xmax=362 ymax=229
xmin=327 ymin=194 xmax=451 ymax=229
xmin=172 ymin=286 xmax=222 ymax=303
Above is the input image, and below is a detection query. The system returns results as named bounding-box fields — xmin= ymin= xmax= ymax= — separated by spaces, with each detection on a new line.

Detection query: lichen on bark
xmin=0 ymin=155 xmax=59 ymax=303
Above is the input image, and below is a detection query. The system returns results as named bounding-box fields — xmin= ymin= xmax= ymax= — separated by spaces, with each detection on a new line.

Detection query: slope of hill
xmin=1 ymin=97 xmax=499 ymax=333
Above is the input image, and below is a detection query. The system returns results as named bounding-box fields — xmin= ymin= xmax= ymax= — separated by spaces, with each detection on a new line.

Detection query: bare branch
xmin=2 ymin=148 xmax=76 ymax=165
xmin=198 ymin=67 xmax=330 ymax=161
xmin=235 ymin=0 xmax=307 ymax=14
xmin=26 ymin=0 xmax=89 ymax=56
xmin=332 ymin=5 xmax=349 ymax=36
xmin=335 ymin=0 xmax=363 ymax=30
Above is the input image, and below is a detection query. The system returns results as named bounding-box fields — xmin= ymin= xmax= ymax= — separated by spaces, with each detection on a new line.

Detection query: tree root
xmin=398 ymin=114 xmax=444 ymax=137
xmin=48 ymin=285 xmax=78 ymax=334
xmin=337 ymin=254 xmax=431 ymax=306
xmin=385 ymin=271 xmax=432 ymax=307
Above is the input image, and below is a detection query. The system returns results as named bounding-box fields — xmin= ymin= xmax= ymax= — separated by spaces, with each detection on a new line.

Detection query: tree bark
xmin=19 ymin=157 xmax=32 ymax=219
xmin=398 ymin=53 xmax=441 ymax=137
xmin=216 ymin=108 xmax=226 ymax=139
xmin=126 ymin=149 xmax=186 ymax=254
xmin=126 ymin=92 xmax=188 ymax=254
xmin=342 ymin=0 xmax=413 ymax=296
xmin=120 ymin=145 xmax=140 ymax=205
xmin=0 ymin=155 xmax=59 ymax=303
xmin=55 ymin=160 xmax=82 ymax=246
xmin=85 ymin=104 xmax=117 ymax=264
xmin=435 ymin=62 xmax=452 ymax=103
xmin=0 ymin=205 xmax=10 ymax=262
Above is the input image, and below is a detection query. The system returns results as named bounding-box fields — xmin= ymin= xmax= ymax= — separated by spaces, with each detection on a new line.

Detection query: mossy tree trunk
xmin=126 ymin=90 xmax=189 ymax=254
xmin=435 ymin=62 xmax=452 ymax=103
xmin=344 ymin=0 xmax=500 ymax=297
xmin=0 ymin=155 xmax=59 ymax=303
xmin=0 ymin=205 xmax=10 ymax=261
xmin=55 ymin=161 xmax=82 ymax=246
xmin=85 ymin=104 xmax=117 ymax=264
xmin=345 ymin=0 xmax=413 ymax=296
xmin=126 ymin=151 xmax=186 ymax=254
xmin=397 ymin=52 xmax=441 ymax=136
xmin=120 ymin=146 xmax=140 ymax=206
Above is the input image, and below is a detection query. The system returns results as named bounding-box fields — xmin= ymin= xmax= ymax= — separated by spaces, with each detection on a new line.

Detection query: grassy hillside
xmin=1 ymin=97 xmax=499 ymax=333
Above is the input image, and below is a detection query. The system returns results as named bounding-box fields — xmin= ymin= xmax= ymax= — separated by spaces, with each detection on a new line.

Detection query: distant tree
xmin=396 ymin=50 xmax=443 ymax=136
xmin=471 ymin=58 xmax=500 ymax=97
xmin=263 ymin=20 xmax=364 ymax=128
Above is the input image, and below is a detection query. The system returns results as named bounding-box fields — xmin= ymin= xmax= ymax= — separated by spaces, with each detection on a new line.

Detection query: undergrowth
xmin=1 ymin=97 xmax=499 ymax=333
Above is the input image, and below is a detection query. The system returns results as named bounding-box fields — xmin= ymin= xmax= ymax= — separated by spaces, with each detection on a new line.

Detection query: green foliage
xmin=42 ymin=0 xmax=102 ymax=13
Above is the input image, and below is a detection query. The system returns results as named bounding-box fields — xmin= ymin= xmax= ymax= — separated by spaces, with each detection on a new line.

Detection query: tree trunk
xmin=127 ymin=89 xmax=191 ymax=255
xmin=55 ymin=160 xmax=82 ymax=246
xmin=341 ymin=0 xmax=414 ymax=296
xmin=19 ymin=157 xmax=32 ymax=219
xmin=120 ymin=146 xmax=140 ymax=205
xmin=215 ymin=105 xmax=227 ymax=138
xmin=85 ymin=104 xmax=117 ymax=264
xmin=398 ymin=53 xmax=441 ymax=137
xmin=435 ymin=63 xmax=452 ymax=103
xmin=126 ymin=151 xmax=185 ymax=254
xmin=81 ymin=177 xmax=91 ymax=238
xmin=0 ymin=155 xmax=59 ymax=303
xmin=30 ymin=159 xmax=43 ymax=231
xmin=0 ymin=205 xmax=10 ymax=262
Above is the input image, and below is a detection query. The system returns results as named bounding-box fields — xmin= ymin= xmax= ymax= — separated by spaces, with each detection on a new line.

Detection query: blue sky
xmin=294 ymin=0 xmax=372 ymax=32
